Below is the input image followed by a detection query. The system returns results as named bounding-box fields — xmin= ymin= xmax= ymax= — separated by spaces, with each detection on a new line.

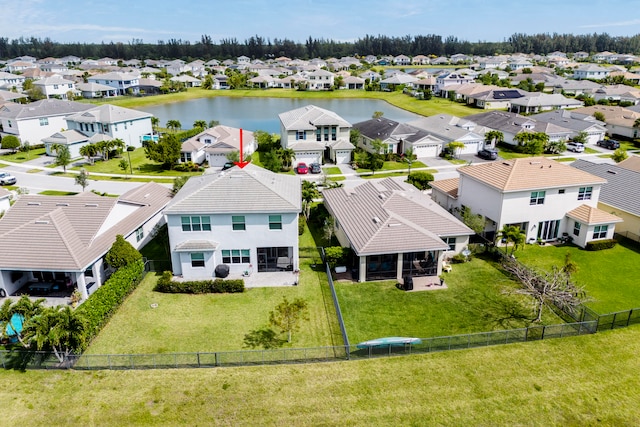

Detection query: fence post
xmin=197 ymin=352 xmax=200 ymax=368
xmin=627 ymin=309 xmax=633 ymax=327
xmin=215 ymin=352 xmax=219 ymax=367
xmin=541 ymin=326 xmax=546 ymax=340
xmin=611 ymin=312 xmax=617 ymax=330
xmin=524 ymin=327 xmax=529 ymax=342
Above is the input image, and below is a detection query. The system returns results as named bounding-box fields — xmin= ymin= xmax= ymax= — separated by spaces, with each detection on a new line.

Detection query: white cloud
xmin=580 ymin=19 xmax=640 ymax=29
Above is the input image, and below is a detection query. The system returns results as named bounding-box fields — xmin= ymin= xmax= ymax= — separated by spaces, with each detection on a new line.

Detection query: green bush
xmin=451 ymin=253 xmax=472 ymax=263
xmin=154 ymin=273 xmax=245 ymax=294
xmin=406 ymin=171 xmax=434 ymax=190
xmin=105 ymin=235 xmax=143 ymax=269
xmin=76 ymin=260 xmax=145 ymax=349
xmin=298 ymin=214 xmax=306 ymax=236
xmin=323 ymin=246 xmax=351 ymax=268
xmin=585 ymin=239 xmax=617 ymax=251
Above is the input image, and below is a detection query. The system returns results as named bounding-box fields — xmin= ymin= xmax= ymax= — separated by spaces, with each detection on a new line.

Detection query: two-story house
xmin=278 ymin=105 xmax=354 ymax=166
xmin=573 ymin=64 xmax=611 ymax=80
xmin=430 ymin=157 xmax=621 ymax=247
xmin=435 ymin=72 xmax=476 ymax=97
xmin=33 ymin=76 xmax=76 ymax=99
xmin=87 ymin=72 xmax=140 ymax=95
xmin=0 ymin=99 xmax=92 ymax=146
xmin=163 ymin=164 xmax=301 ymax=280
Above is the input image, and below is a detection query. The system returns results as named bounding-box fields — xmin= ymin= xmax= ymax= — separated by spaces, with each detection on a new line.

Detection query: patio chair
xmin=442 ymin=260 xmax=452 ymax=273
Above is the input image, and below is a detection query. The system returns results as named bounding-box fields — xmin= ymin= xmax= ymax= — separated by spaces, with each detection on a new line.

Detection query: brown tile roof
xmin=458 ymin=157 xmax=606 ymax=192
xmin=618 ymin=155 xmax=640 ymax=173
xmin=566 ymin=204 xmax=622 ymax=225
xmin=0 ymin=182 xmax=172 ymax=271
xmin=323 ymin=178 xmax=472 ymax=256
xmin=430 ymin=178 xmax=459 ymax=198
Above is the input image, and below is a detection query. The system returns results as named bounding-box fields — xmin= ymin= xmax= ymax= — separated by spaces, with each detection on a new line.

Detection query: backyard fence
xmin=319 ymin=247 xmax=351 ymax=357
xmin=0 ymin=321 xmax=597 ymax=371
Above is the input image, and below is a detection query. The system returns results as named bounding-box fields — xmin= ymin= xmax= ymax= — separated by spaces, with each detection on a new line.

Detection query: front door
xmin=537 ymin=220 xmax=560 ymax=241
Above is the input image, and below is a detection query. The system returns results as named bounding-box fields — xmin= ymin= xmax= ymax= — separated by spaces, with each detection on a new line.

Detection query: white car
xmin=566 ymin=142 xmax=585 ymax=153
xmin=0 ymin=172 xmax=16 ymax=185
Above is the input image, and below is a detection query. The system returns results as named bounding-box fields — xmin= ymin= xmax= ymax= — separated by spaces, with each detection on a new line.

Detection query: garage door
xmin=335 ymin=150 xmax=351 ymax=164
xmin=207 ymin=153 xmax=227 ymax=167
xmin=412 ymin=144 xmax=439 ymax=158
xmin=460 ymin=141 xmax=481 ymax=155
xmin=294 ymin=151 xmax=321 ymax=167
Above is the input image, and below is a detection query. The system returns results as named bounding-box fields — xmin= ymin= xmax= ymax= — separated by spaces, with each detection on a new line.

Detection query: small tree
xmin=447 ymin=141 xmax=465 ymax=159
xmin=21 ymin=141 xmax=31 ymax=159
xmin=119 ymin=159 xmax=129 ymax=176
xmin=172 ymin=176 xmax=189 ymax=196
xmin=593 ymin=111 xmax=606 ymax=122
xmin=269 ymin=297 xmax=309 ymax=343
xmin=497 ymin=225 xmax=526 ymax=256
xmin=54 ymin=144 xmax=72 ymax=172
xmin=406 ymin=171 xmax=434 ymax=190
xmin=612 ymin=148 xmax=628 ymax=163
xmin=484 ymin=130 xmax=504 ymax=147
xmin=144 ymin=133 xmax=182 ymax=169
xmin=75 ymin=169 xmax=90 ymax=191
xmin=105 ymin=235 xmax=142 ymax=269
xmin=193 ymin=120 xmax=207 ymax=129
xmin=372 ymin=111 xmax=384 ymax=119
xmin=226 ymin=150 xmax=240 ymax=162
xmin=461 ymin=206 xmax=486 ymax=235
xmin=1 ymin=135 xmax=20 ymax=152
xmin=572 ymin=131 xmax=588 ymax=144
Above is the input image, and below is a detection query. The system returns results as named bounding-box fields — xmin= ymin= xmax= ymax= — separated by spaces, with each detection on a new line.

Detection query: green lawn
xmin=323 ymin=166 xmax=342 ymax=176
xmin=70 ymin=148 xmax=201 ymax=178
xmin=336 ymin=256 xmax=562 ymax=344
xmin=38 ymin=190 xmax=78 ymax=196
xmin=0 ymin=147 xmax=47 ymax=163
xmin=3 ymin=326 xmax=640 ymax=425
xmin=355 ymin=160 xmax=428 ymax=174
xmin=514 ymin=239 xmax=640 ymax=314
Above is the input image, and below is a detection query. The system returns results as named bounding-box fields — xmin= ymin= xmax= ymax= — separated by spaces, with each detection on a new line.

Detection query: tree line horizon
xmin=2 ymin=32 xmax=640 ymax=62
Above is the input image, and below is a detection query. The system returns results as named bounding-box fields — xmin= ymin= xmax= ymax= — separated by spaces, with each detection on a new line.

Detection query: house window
xmin=530 ymin=191 xmax=545 ymax=205
xmin=324 ymin=127 xmax=329 ymax=141
xmin=53 ymin=84 xmax=59 ymax=89
xmin=296 ymin=131 xmax=305 ymax=140
xmin=7 ymin=120 xmax=12 ymax=128
xmin=191 ymin=252 xmax=205 ymax=268
xmin=135 ymin=226 xmax=144 ymax=242
xmin=222 ymin=249 xmax=250 ymax=264
xmin=573 ymin=221 xmax=581 ymax=236
xmin=593 ymin=225 xmax=608 ymax=239
xmin=331 ymin=127 xmax=337 ymax=141
xmin=578 ymin=187 xmax=593 ymax=201
xmin=39 ymin=118 xmax=49 ymax=126
xmin=232 ymin=215 xmax=246 ymax=231
xmin=181 ymin=216 xmax=211 ymax=231
xmin=180 ymin=152 xmax=192 ymax=163
xmin=558 ymin=189 xmax=565 ymax=194
xmin=269 ymin=215 xmax=282 ymax=230
xmin=316 ymin=129 xmax=321 ymax=141
xmin=444 ymin=237 xmax=457 ymax=251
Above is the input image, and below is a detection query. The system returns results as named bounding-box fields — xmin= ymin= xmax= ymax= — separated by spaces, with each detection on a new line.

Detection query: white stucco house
xmin=408 ymin=114 xmax=486 ymax=156
xmin=279 ymin=104 xmax=354 ymax=166
xmin=180 ymin=126 xmax=255 ymax=167
xmin=87 ymin=71 xmax=141 ymax=95
xmin=33 ymin=76 xmax=76 ymax=99
xmin=430 ymin=157 xmax=621 ymax=247
xmin=573 ymin=64 xmax=611 ymax=80
xmin=0 ymin=182 xmax=172 ymax=300
xmin=163 ymin=164 xmax=301 ymax=280
xmin=323 ymin=178 xmax=473 ymax=282
xmin=0 ymin=99 xmax=92 ymax=146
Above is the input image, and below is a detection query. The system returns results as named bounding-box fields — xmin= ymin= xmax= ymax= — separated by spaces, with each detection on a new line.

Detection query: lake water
xmin=138 ymin=97 xmax=421 ymax=134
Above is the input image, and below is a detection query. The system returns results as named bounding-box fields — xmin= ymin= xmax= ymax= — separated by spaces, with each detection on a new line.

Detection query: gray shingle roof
xmin=0 ymin=182 xmax=172 ymax=271
xmin=323 ymin=179 xmax=473 ymax=256
xmin=571 ymin=160 xmax=640 ymax=216
xmin=279 ymin=104 xmax=351 ymax=131
xmin=353 ymin=117 xmax=440 ymax=144
xmin=65 ymin=104 xmax=152 ymax=124
xmin=0 ymin=99 xmax=92 ymax=120
xmin=164 ymin=164 xmax=301 ymax=215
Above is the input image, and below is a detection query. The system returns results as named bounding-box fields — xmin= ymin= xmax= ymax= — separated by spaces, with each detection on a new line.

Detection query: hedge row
xmin=76 ymin=260 xmax=145 ymax=350
xmin=154 ymin=271 xmax=245 ymax=294
xmin=585 ymin=239 xmax=617 ymax=251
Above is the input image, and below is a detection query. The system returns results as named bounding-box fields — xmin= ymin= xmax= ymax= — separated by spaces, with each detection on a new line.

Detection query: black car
xmin=222 ymin=161 xmax=235 ymax=170
xmin=597 ymin=139 xmax=620 ymax=150
xmin=477 ymin=148 xmax=498 ymax=160
xmin=309 ymin=163 xmax=322 ymax=174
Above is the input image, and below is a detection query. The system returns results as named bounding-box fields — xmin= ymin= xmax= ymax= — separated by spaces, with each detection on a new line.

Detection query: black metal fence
xmin=319 ymin=247 xmax=351 ymax=357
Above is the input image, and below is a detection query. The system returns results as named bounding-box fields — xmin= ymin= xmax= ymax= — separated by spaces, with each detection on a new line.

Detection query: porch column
xmin=437 ymin=251 xmax=444 ymax=276
xmin=358 ymin=256 xmax=367 ymax=283
xmin=75 ymin=273 xmax=88 ymax=300
xmin=396 ymin=254 xmax=404 ymax=282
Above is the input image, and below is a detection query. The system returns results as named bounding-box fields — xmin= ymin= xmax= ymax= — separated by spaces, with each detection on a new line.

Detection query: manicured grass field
xmin=335 ymin=256 xmax=562 ymax=344
xmin=85 ymin=257 xmax=338 ymax=355
xmin=354 ymin=160 xmax=428 ymax=173
xmin=2 ymin=325 xmax=640 ymax=425
xmin=514 ymin=239 xmax=640 ymax=314
xmin=0 ymin=147 xmax=46 ymax=163
xmin=38 ymin=190 xmax=78 ymax=196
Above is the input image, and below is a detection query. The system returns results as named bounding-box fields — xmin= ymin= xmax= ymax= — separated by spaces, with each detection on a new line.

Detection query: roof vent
xmin=56 ymin=203 xmax=70 ymax=206
xmin=378 ymin=193 xmax=386 ymax=199
xmin=85 ymin=203 xmax=99 ymax=207
xmin=27 ymin=202 xmax=41 ymax=206
xmin=35 ymin=220 xmax=49 ymax=224
xmin=607 ymin=170 xmax=618 ymax=174
xmin=530 ymin=161 xmax=541 ymax=165
xmin=388 ymin=223 xmax=401 ymax=227
xmin=372 ymin=216 xmax=381 ymax=224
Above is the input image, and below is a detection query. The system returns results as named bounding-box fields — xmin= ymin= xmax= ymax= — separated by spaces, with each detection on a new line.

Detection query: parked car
xmin=222 ymin=162 xmax=235 ymax=171
xmin=597 ymin=139 xmax=620 ymax=149
xmin=477 ymin=148 xmax=498 ymax=160
xmin=566 ymin=142 xmax=585 ymax=153
xmin=295 ymin=163 xmax=308 ymax=174
xmin=0 ymin=172 xmax=16 ymax=185
xmin=309 ymin=163 xmax=322 ymax=174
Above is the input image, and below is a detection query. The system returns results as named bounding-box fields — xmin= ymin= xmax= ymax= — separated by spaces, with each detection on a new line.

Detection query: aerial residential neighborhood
xmin=1 ymin=14 xmax=640 ymax=424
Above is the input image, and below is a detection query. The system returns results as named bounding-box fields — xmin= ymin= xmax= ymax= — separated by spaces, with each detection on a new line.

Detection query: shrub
xmin=451 ymin=253 xmax=472 ymax=263
xmin=585 ymin=239 xmax=617 ymax=251
xmin=76 ymin=260 xmax=145 ymax=349
xmin=323 ymin=246 xmax=351 ymax=268
xmin=406 ymin=171 xmax=434 ymax=190
xmin=1 ymin=135 xmax=20 ymax=152
xmin=154 ymin=274 xmax=245 ymax=294
xmin=105 ymin=235 xmax=142 ymax=269
xmin=298 ymin=214 xmax=306 ymax=236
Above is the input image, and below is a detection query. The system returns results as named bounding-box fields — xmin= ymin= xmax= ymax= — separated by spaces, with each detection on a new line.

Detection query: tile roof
xmin=164 ymin=164 xmax=301 ymax=215
xmin=353 ymin=117 xmax=442 ymax=144
xmin=571 ymin=159 xmax=640 ymax=217
xmin=278 ymin=104 xmax=351 ymax=131
xmin=182 ymin=126 xmax=254 ymax=153
xmin=617 ymin=155 xmax=640 ymax=173
xmin=0 ymin=182 xmax=172 ymax=271
xmin=566 ymin=204 xmax=622 ymax=225
xmin=65 ymin=104 xmax=152 ymax=124
xmin=323 ymin=178 xmax=472 ymax=256
xmin=458 ymin=157 xmax=606 ymax=192
xmin=430 ymin=178 xmax=459 ymax=198
xmin=0 ymin=99 xmax=92 ymax=120
xmin=408 ymin=114 xmax=485 ymax=142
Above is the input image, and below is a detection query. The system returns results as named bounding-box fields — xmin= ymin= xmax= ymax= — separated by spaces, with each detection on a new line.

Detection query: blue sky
xmin=3 ymin=0 xmax=640 ymax=45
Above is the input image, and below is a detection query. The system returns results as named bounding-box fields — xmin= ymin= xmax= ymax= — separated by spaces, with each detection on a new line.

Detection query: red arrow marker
xmin=234 ymin=128 xmax=250 ymax=169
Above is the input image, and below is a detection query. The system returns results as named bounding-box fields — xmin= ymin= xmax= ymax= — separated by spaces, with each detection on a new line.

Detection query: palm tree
xmin=484 ymin=130 xmax=504 ymax=148
xmin=278 ymin=148 xmax=296 ymax=169
xmin=497 ymin=225 xmax=526 ymax=256
xmin=151 ymin=117 xmax=159 ymax=131
xmin=109 ymin=138 xmax=126 ymax=156
xmin=447 ymin=141 xmax=465 ymax=159
xmin=193 ymin=120 xmax=207 ymax=129
xmin=166 ymin=119 xmax=182 ymax=132
xmin=79 ymin=143 xmax=98 ymax=165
